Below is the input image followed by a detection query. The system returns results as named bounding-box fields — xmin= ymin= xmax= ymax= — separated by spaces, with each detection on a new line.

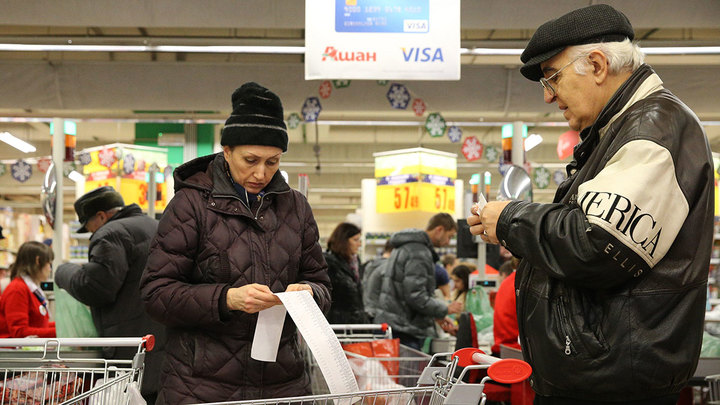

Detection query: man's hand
xmin=226 ymin=283 xmax=281 ymax=313
xmin=468 ymin=200 xmax=512 ymax=245
xmin=285 ymin=283 xmax=313 ymax=296
xmin=447 ymin=300 xmax=463 ymax=315
xmin=436 ymin=317 xmax=458 ymax=335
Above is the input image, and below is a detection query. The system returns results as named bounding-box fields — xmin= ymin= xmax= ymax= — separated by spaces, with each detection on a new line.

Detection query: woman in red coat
xmin=0 ymin=241 xmax=55 ymax=338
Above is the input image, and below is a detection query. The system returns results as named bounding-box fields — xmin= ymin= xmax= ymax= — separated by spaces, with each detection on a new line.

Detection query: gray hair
xmin=569 ymin=39 xmax=645 ymax=76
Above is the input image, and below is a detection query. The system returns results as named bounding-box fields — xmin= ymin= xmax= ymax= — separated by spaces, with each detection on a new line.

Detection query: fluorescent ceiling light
xmin=0 ymin=43 xmax=716 ymax=55
xmin=0 ymin=131 xmax=36 ymax=153
xmin=525 ymin=134 xmax=543 ymax=151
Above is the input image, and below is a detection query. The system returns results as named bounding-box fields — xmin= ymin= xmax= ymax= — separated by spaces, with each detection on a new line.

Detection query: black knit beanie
xmin=220 ymin=82 xmax=288 ymax=152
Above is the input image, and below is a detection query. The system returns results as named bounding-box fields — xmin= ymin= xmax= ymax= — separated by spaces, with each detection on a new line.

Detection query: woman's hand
xmin=226 ymin=283 xmax=281 ymax=314
xmin=285 ymin=283 xmax=313 ymax=296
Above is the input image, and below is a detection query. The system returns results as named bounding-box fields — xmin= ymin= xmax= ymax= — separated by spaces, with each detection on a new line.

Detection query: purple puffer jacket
xmin=140 ymin=153 xmax=331 ymax=404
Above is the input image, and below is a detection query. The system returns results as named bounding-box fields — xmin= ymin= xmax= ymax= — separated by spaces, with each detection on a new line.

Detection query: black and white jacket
xmin=497 ymin=65 xmax=714 ymax=401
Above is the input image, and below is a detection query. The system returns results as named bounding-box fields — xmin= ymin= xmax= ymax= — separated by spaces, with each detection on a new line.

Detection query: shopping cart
xmin=707 ymin=374 xmax=720 ymax=404
xmin=303 ymin=324 xmax=432 ymax=393
xmin=0 ymin=335 xmax=154 ymax=405
xmin=197 ymin=347 xmax=532 ymax=405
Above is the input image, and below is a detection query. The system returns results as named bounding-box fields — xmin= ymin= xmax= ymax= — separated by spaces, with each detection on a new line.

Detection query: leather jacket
xmin=496 ymin=65 xmax=713 ymax=401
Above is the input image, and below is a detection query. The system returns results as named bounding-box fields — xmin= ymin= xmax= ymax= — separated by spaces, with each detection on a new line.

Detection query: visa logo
xmin=402 ymin=48 xmax=444 ymax=62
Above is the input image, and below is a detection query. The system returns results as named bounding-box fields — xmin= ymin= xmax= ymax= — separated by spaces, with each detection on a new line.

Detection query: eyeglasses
xmin=539 ymin=54 xmax=586 ymax=97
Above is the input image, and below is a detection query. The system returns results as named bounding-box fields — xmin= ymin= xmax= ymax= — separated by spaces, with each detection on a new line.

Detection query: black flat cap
xmin=74 ymin=186 xmax=124 ymax=233
xmin=520 ymin=4 xmax=634 ymax=81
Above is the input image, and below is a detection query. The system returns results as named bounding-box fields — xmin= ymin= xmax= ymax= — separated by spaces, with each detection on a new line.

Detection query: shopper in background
xmin=362 ymin=239 xmax=392 ymax=319
xmin=469 ymin=4 xmax=714 ymax=404
xmin=0 ymin=241 xmax=55 ymax=337
xmin=375 ymin=213 xmax=463 ymax=350
xmin=449 ymin=264 xmax=472 ymax=310
xmin=55 ymin=186 xmax=166 ymax=405
xmin=140 ymin=82 xmax=331 ymax=404
xmin=491 ymin=259 xmax=520 ymax=357
xmin=0 ymin=226 xmax=9 ymax=294
xmin=324 ymin=222 xmax=368 ymax=323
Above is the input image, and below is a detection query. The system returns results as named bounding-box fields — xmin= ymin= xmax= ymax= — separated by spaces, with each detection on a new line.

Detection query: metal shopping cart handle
xmin=452 ymin=347 xmax=532 ymax=384
xmin=0 ymin=334 xmax=155 ymax=351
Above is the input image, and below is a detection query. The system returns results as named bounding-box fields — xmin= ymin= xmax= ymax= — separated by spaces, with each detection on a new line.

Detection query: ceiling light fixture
xmin=524 ymin=134 xmax=543 ymax=151
xmin=0 ymin=131 xmax=37 ymax=153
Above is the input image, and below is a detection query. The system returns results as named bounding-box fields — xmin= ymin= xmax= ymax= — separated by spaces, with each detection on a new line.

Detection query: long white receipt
xmin=252 ymin=291 xmax=359 ymax=395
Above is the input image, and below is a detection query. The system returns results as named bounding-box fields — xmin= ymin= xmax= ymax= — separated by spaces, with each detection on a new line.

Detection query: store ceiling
xmin=0 ymin=0 xmax=718 ymax=235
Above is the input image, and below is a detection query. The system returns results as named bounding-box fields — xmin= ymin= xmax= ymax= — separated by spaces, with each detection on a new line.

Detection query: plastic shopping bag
xmin=53 ymin=284 xmax=98 ymax=338
xmin=343 ymin=338 xmax=400 ymax=380
xmin=464 ymin=286 xmax=494 ymax=331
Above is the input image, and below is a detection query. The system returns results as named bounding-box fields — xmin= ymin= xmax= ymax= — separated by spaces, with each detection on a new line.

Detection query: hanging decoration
xmin=557 ymin=130 xmax=580 ymax=160
xmin=37 ymin=157 xmax=52 ymax=173
xmin=286 ymin=113 xmax=302 ymax=129
xmin=533 ymin=166 xmax=551 ymax=189
xmin=0 ymin=163 xmax=6 ymax=177
xmin=461 ymin=136 xmax=483 ymax=162
xmin=332 ymin=80 xmax=351 ymax=89
xmin=164 ymin=166 xmax=174 ymax=179
xmin=123 ymin=153 xmax=136 ymax=175
xmin=302 ymin=97 xmax=322 ymax=122
xmin=99 ymin=147 xmax=117 ymax=169
xmin=425 ymin=113 xmax=446 ymax=137
xmin=447 ymin=126 xmax=462 ymax=143
xmin=411 ymin=98 xmax=426 ymax=117
xmin=11 ymin=159 xmax=32 ymax=183
xmin=484 ymin=146 xmax=499 ymax=162
xmin=319 ymin=81 xmax=332 ymax=99
xmin=386 ymin=83 xmax=410 ymax=109
xmin=553 ymin=170 xmax=567 ymax=185
xmin=78 ymin=151 xmax=92 ymax=166
xmin=136 ymin=159 xmax=146 ymax=173
xmin=376 ymin=80 xmax=389 ymax=86
xmin=62 ymin=162 xmax=76 ymax=177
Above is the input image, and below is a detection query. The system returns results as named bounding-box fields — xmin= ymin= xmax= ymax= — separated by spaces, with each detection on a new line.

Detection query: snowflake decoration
xmin=376 ymin=80 xmax=389 ymax=86
xmin=99 ymin=148 xmax=117 ymax=169
xmin=386 ymin=83 xmax=410 ymax=109
xmin=78 ymin=151 xmax=92 ymax=166
xmin=11 ymin=159 xmax=32 ymax=183
xmin=411 ymin=98 xmax=426 ymax=117
xmin=332 ymin=80 xmax=351 ymax=89
xmin=123 ymin=153 xmax=135 ymax=175
xmin=447 ymin=126 xmax=462 ymax=143
xmin=553 ymin=170 xmax=567 ymax=185
xmin=319 ymin=81 xmax=332 ymax=99
xmin=136 ymin=159 xmax=146 ymax=172
xmin=498 ymin=162 xmax=513 ymax=176
xmin=462 ymin=136 xmax=483 ymax=162
xmin=534 ymin=166 xmax=551 ymax=189
xmin=37 ymin=157 xmax=52 ymax=173
xmin=164 ymin=166 xmax=174 ymax=179
xmin=0 ymin=163 xmax=6 ymax=177
xmin=425 ymin=113 xmax=446 ymax=137
xmin=286 ymin=113 xmax=302 ymax=129
xmin=62 ymin=162 xmax=76 ymax=177
xmin=484 ymin=146 xmax=499 ymax=162
xmin=301 ymin=97 xmax=322 ymax=122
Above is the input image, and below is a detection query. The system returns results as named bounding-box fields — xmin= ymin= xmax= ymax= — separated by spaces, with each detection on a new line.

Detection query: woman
xmin=450 ymin=264 xmax=472 ymax=310
xmin=324 ymin=222 xmax=368 ymax=324
xmin=140 ymin=82 xmax=331 ymax=404
xmin=0 ymin=241 xmax=55 ymax=338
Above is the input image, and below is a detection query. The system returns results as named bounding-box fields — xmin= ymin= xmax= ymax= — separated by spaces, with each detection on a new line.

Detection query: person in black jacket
xmin=55 ymin=186 xmax=167 ymax=405
xmin=324 ymin=222 xmax=368 ymax=324
xmin=468 ymin=5 xmax=713 ymax=405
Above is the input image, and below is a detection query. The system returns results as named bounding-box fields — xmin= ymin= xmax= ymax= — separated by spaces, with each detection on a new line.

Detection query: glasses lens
xmin=540 ymin=78 xmax=554 ymax=96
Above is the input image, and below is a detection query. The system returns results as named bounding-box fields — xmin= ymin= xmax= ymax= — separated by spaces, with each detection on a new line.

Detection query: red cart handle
xmin=452 ymin=347 xmax=532 ymax=384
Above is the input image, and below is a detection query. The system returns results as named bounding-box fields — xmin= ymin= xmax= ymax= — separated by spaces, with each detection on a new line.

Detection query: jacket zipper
xmin=556 ymin=296 xmax=574 ymax=356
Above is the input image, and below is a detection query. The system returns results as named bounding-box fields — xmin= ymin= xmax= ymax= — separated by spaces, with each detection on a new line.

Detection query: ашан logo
xmin=322 ymin=46 xmax=377 ymax=62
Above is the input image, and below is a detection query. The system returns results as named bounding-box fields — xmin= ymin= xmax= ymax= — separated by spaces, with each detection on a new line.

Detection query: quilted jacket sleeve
xmin=400 ymin=248 xmax=447 ymax=319
xmin=55 ymin=228 xmax=131 ymax=306
xmin=140 ymin=189 xmax=226 ymax=328
xmin=297 ymin=195 xmax=331 ymax=313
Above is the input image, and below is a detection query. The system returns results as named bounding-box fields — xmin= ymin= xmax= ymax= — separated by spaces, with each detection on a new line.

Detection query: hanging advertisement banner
xmin=305 ymin=0 xmax=460 ymax=80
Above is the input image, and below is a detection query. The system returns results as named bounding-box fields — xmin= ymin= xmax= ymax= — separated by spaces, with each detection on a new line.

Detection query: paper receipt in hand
xmin=473 ymin=193 xmax=488 ymax=214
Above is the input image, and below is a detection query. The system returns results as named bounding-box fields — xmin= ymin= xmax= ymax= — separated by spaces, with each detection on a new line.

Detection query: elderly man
xmin=55 ymin=186 xmax=166 ymax=404
xmin=469 ymin=4 xmax=713 ymax=405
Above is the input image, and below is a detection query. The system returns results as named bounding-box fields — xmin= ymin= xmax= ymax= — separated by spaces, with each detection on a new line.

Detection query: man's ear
xmin=587 ymin=50 xmax=609 ymax=85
